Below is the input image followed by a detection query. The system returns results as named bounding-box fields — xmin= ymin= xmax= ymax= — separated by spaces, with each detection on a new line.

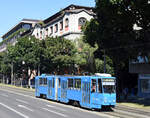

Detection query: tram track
xmin=102 ymin=105 xmax=150 ymax=118
xmin=102 ymin=111 xmax=134 ymax=118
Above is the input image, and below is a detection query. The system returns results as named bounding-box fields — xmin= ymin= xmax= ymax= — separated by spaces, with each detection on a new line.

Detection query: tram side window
xmin=98 ymin=79 xmax=102 ymax=93
xmin=52 ymin=78 xmax=55 ymax=88
xmin=39 ymin=78 xmax=43 ymax=86
xmin=43 ymin=78 xmax=47 ymax=85
xmin=74 ymin=79 xmax=81 ymax=90
xmin=91 ymin=79 xmax=97 ymax=93
xmin=58 ymin=78 xmax=61 ymax=88
xmin=68 ymin=79 xmax=73 ymax=89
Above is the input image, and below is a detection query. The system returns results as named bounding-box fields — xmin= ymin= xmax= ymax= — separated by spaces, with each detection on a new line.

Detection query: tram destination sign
xmin=102 ymin=79 xmax=115 ymax=85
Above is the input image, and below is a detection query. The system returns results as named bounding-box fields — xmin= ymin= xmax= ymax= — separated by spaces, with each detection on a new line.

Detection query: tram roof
xmin=37 ymin=74 xmax=115 ymax=79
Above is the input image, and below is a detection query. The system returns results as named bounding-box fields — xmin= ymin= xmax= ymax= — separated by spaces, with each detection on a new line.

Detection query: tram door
xmin=48 ymin=79 xmax=52 ymax=97
xmin=61 ymin=80 xmax=67 ymax=99
xmin=55 ymin=77 xmax=58 ymax=100
xmin=82 ymin=81 xmax=90 ymax=105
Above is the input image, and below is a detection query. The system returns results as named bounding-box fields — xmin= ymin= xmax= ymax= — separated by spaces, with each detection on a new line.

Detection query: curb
xmin=0 ymin=83 xmax=35 ymax=92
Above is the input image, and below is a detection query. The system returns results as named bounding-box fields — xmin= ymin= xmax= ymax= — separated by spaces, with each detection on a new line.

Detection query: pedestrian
xmin=28 ymin=70 xmax=36 ymax=89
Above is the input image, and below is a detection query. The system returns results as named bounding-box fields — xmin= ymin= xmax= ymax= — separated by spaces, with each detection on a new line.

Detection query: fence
xmin=0 ymin=76 xmax=35 ymax=88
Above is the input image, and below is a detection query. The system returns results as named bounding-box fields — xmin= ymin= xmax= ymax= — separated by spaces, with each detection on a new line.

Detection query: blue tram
xmin=35 ymin=74 xmax=116 ymax=109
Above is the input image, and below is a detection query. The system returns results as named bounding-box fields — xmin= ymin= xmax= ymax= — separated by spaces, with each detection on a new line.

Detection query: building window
xmin=50 ymin=26 xmax=53 ymax=35
xmin=54 ymin=24 xmax=58 ymax=33
xmin=65 ymin=18 xmax=69 ymax=27
xmin=65 ymin=18 xmax=69 ymax=31
xmin=78 ymin=17 xmax=87 ymax=29
xmin=60 ymin=21 xmax=63 ymax=31
xmin=23 ymin=24 xmax=31 ymax=29
xmin=37 ymin=33 xmax=39 ymax=38
xmin=45 ymin=28 xmax=48 ymax=37
xmin=40 ymin=31 xmax=42 ymax=39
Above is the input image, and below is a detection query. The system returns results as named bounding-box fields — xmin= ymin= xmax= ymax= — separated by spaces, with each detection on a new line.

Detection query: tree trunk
xmin=38 ymin=64 xmax=40 ymax=76
xmin=2 ymin=74 xmax=5 ymax=84
xmin=11 ymin=62 xmax=14 ymax=85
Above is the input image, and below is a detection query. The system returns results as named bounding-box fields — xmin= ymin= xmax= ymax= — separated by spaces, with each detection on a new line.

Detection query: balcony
xmin=129 ymin=63 xmax=150 ymax=74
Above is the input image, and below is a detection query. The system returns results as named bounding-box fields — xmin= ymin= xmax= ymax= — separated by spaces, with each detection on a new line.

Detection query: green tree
xmin=44 ymin=37 xmax=77 ymax=74
xmin=7 ymin=36 xmax=42 ymax=81
xmin=95 ymin=58 xmax=114 ymax=75
xmin=83 ymin=0 xmax=142 ymax=93
xmin=75 ymin=38 xmax=98 ymax=74
xmin=0 ymin=52 xmax=11 ymax=78
xmin=131 ymin=0 xmax=150 ymax=60
xmin=83 ymin=19 xmax=99 ymax=47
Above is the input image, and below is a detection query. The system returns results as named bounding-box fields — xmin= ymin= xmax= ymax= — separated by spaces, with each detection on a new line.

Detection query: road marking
xmin=1 ymin=94 xmax=8 ymax=97
xmin=0 ymin=103 xmax=29 ymax=118
xmin=47 ymin=104 xmax=66 ymax=111
xmin=42 ymin=108 xmax=67 ymax=117
xmin=46 ymin=104 xmax=55 ymax=108
xmin=18 ymin=105 xmax=34 ymax=112
xmin=16 ymin=99 xmax=29 ymax=104
xmin=0 ymin=89 xmax=114 ymax=118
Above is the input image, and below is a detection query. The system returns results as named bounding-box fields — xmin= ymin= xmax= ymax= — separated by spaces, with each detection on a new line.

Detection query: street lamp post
xmin=22 ymin=61 xmax=25 ymax=87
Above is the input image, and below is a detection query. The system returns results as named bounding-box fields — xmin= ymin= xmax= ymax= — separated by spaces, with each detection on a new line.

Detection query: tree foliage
xmin=95 ymin=58 xmax=114 ymax=75
xmin=75 ymin=38 xmax=98 ymax=73
xmin=82 ymin=0 xmax=150 ymax=92
xmin=7 ymin=36 xmax=41 ymax=69
xmin=44 ymin=37 xmax=77 ymax=74
xmin=84 ymin=0 xmax=150 ymax=68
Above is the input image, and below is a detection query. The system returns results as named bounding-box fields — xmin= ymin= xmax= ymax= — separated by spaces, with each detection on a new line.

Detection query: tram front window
xmin=103 ymin=85 xmax=115 ymax=93
xmin=102 ymin=79 xmax=116 ymax=93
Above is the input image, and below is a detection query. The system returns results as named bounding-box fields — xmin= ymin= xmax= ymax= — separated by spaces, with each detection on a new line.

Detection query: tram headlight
xmin=113 ymin=100 xmax=115 ymax=103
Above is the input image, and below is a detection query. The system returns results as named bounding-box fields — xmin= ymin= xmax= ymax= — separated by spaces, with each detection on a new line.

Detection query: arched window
xmin=78 ymin=17 xmax=87 ymax=27
xmin=60 ymin=21 xmax=63 ymax=31
xmin=45 ymin=28 xmax=48 ymax=37
xmin=54 ymin=24 xmax=58 ymax=33
xmin=65 ymin=18 xmax=69 ymax=31
xmin=37 ymin=33 xmax=39 ymax=38
xmin=40 ymin=31 xmax=42 ymax=40
xmin=65 ymin=18 xmax=69 ymax=27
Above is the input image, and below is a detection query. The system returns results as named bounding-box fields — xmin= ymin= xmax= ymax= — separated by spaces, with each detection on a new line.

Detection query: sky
xmin=0 ymin=0 xmax=95 ymax=41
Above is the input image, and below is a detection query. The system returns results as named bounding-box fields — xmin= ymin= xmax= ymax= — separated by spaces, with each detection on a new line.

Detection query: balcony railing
xmin=129 ymin=63 xmax=150 ymax=74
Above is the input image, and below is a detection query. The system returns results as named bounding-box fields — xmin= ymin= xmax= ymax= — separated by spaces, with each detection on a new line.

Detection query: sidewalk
xmin=117 ymin=95 xmax=150 ymax=110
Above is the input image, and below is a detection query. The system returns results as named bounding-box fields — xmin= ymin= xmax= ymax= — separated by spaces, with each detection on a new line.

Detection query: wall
xmin=32 ymin=10 xmax=93 ymax=41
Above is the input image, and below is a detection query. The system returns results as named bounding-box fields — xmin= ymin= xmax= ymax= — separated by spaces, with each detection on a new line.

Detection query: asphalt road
xmin=0 ymin=85 xmax=112 ymax=118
